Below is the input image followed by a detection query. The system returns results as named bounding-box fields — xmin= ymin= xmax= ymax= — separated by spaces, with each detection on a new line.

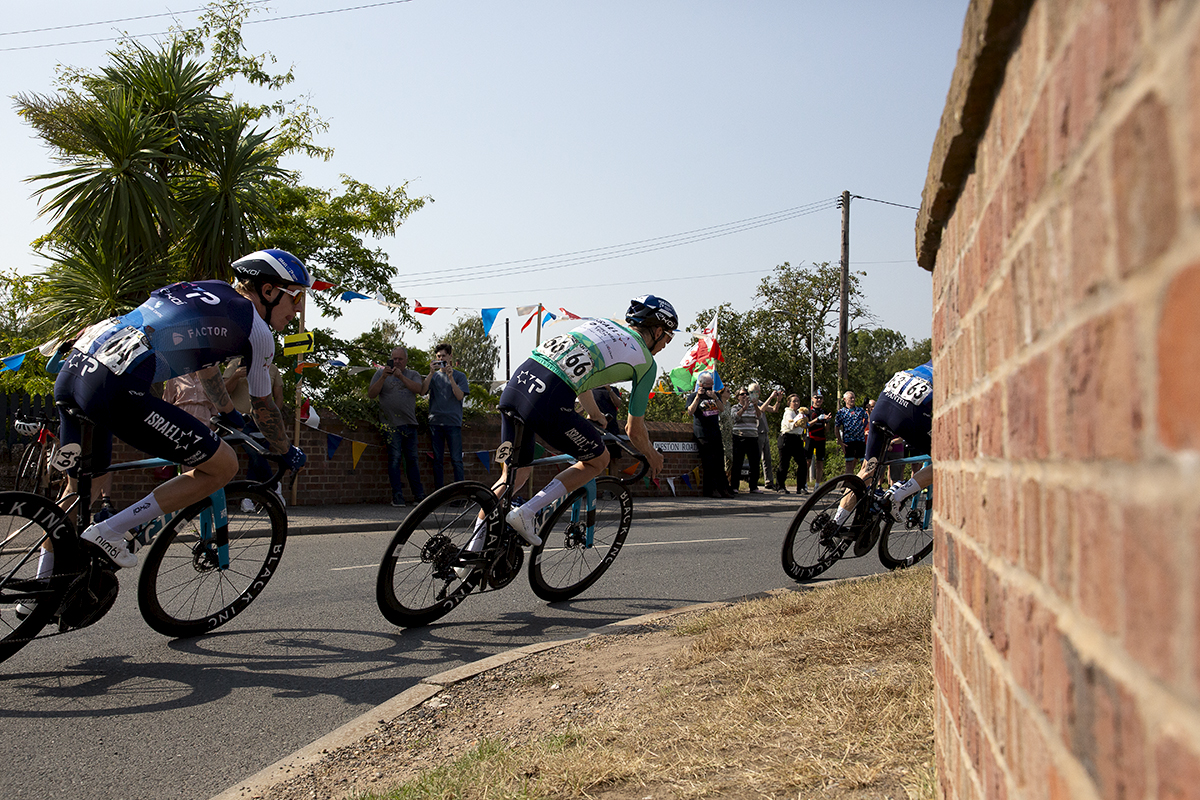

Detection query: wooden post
xmin=838 ymin=190 xmax=850 ymax=398
xmin=290 ymin=301 xmax=305 ymax=506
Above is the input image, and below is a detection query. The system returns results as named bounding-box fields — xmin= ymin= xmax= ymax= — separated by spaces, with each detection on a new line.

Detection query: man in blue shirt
xmin=421 ymin=342 xmax=470 ymax=488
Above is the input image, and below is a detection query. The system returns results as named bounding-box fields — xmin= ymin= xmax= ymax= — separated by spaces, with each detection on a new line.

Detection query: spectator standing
xmin=750 ymin=383 xmax=782 ymax=489
xmin=687 ymin=372 xmax=732 ymax=497
xmin=805 ymin=390 xmax=831 ymax=487
xmin=835 ymin=390 xmax=870 ymax=475
xmin=368 ymin=346 xmax=426 ymax=507
xmin=731 ymin=387 xmax=764 ymax=493
xmin=776 ymin=393 xmax=809 ymax=493
xmin=422 ymin=342 xmax=470 ymax=488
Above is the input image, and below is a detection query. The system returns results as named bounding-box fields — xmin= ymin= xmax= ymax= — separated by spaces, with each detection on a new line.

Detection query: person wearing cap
xmin=804 ymin=389 xmax=832 ymax=487
xmin=51 ymin=249 xmax=310 ymax=571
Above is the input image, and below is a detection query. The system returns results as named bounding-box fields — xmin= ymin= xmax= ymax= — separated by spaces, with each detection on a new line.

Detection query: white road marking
xmin=330 ymin=536 xmax=751 ymax=570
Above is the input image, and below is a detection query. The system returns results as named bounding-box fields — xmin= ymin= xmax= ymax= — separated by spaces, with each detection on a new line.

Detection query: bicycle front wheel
xmin=0 ymin=492 xmax=77 ymax=664
xmin=781 ymin=474 xmax=866 ymax=582
xmin=528 ymin=477 xmax=633 ymax=602
xmin=376 ymin=482 xmax=496 ymax=628
xmin=878 ymin=487 xmax=934 ymax=569
xmin=137 ymin=484 xmax=287 ymax=638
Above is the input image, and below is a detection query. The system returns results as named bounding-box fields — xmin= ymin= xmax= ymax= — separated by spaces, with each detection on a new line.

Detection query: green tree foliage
xmin=3 ymin=0 xmax=429 ymax=402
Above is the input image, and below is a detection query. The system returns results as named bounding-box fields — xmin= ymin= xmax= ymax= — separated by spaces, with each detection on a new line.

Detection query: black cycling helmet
xmin=231 ymin=249 xmax=313 ymax=289
xmin=625 ymin=295 xmax=678 ymax=331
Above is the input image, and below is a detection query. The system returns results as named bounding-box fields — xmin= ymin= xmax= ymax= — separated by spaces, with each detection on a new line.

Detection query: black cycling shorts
xmin=843 ymin=440 xmax=865 ymax=460
xmin=864 ymin=394 xmax=932 ymax=463
xmin=498 ymin=359 xmax=606 ymax=466
xmin=54 ymin=351 xmax=222 ymax=474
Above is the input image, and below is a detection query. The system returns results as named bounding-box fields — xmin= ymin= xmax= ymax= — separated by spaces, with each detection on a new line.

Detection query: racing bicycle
xmin=11 ymin=410 xmax=64 ymax=499
xmin=782 ymin=432 xmax=933 ymax=581
xmin=376 ymin=410 xmax=650 ymax=627
xmin=0 ymin=410 xmax=289 ymax=664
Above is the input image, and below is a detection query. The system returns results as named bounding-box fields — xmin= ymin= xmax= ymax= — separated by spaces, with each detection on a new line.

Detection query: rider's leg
xmin=507 ymin=451 xmax=610 ymax=546
xmin=82 ymin=443 xmax=238 ymax=568
xmin=887 ymin=463 xmax=932 ymax=504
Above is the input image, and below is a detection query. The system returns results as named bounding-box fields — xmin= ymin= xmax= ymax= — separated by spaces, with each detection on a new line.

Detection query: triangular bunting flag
xmin=681 ymin=473 xmax=693 ymax=489
xmin=1 ymin=353 xmax=27 ymax=373
xmin=311 ymin=280 xmax=335 ymax=291
xmin=666 ymin=477 xmax=676 ymax=496
xmin=480 ymin=308 xmax=501 ymax=335
xmin=351 ymin=440 xmax=368 ymax=468
xmin=515 ymin=305 xmax=539 ymax=316
xmin=478 ymin=450 xmax=491 ymax=472
xmin=415 ymin=301 xmax=438 ymax=315
xmin=327 ymin=434 xmax=344 ymax=460
xmin=340 ymin=290 xmax=372 ymax=302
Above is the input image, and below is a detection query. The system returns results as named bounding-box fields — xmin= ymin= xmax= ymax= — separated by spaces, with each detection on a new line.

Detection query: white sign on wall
xmin=654 ymin=441 xmax=698 ymax=453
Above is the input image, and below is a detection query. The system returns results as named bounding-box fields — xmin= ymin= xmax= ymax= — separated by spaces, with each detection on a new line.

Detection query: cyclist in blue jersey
xmin=52 ymin=249 xmax=311 ymax=570
xmin=832 ymin=360 xmax=933 ymax=525
xmin=487 ymin=296 xmax=677 ymax=547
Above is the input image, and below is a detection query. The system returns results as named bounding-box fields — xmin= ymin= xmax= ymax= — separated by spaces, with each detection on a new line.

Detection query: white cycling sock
xmin=832 ymin=506 xmax=851 ymax=525
xmin=466 ymin=516 xmax=487 ymax=552
xmin=102 ymin=492 xmax=164 ymax=537
xmin=37 ymin=549 xmax=54 ymax=580
xmin=890 ymin=478 xmax=920 ymax=505
xmin=521 ymin=479 xmax=568 ymax=520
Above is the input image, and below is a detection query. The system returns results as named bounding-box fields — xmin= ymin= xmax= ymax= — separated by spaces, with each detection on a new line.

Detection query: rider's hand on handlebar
xmin=282 ymin=445 xmax=307 ymax=471
xmin=218 ymin=409 xmax=246 ymax=430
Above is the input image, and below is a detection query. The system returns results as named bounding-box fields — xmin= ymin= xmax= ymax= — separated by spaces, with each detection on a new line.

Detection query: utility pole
xmin=838 ymin=190 xmax=850 ymax=398
xmin=505 ymin=318 xmax=511 ymax=380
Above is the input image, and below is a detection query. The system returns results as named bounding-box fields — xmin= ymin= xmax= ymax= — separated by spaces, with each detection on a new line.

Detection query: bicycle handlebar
xmin=211 ymin=418 xmax=291 ymax=488
xmin=599 ymin=431 xmax=654 ymax=485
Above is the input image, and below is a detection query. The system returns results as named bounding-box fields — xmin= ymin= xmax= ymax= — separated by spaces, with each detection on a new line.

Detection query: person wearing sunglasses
xmin=51 ymin=249 xmax=311 ymax=571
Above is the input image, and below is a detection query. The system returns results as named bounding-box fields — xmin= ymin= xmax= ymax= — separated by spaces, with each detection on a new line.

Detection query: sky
xmin=0 ymin=1 xmax=969 ymax=387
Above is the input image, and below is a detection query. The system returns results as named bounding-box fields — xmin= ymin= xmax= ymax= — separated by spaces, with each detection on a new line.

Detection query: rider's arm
xmin=199 ymin=365 xmax=236 ymax=413
xmin=577 ymin=389 xmax=606 ymax=425
xmin=250 ymin=394 xmax=292 ymax=454
xmin=625 ymin=414 xmax=663 ymax=477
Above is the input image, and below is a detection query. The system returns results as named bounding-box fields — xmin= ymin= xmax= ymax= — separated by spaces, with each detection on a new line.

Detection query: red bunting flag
xmin=311 ymin=280 xmax=335 ymax=291
xmin=414 ymin=301 xmax=438 ymax=315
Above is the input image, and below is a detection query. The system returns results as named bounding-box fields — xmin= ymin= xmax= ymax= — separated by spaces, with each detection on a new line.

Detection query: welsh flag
xmin=669 ymin=310 xmax=723 ymax=393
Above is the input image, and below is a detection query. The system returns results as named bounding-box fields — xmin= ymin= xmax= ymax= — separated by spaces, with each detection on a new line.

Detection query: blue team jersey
xmin=881 ymin=360 xmax=933 ymax=412
xmin=73 ymin=280 xmax=274 ymax=393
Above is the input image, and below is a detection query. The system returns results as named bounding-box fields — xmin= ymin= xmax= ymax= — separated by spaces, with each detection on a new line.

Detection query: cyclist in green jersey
xmin=491 ymin=296 xmax=676 ymax=545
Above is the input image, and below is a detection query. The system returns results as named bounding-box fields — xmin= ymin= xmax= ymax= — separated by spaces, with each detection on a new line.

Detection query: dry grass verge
xmin=259 ymin=567 xmax=934 ymax=800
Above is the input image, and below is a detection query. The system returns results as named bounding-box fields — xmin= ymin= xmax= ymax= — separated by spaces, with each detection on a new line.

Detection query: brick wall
xmin=918 ymin=1 xmax=1200 ymax=797
xmin=101 ymin=414 xmax=704 ymax=506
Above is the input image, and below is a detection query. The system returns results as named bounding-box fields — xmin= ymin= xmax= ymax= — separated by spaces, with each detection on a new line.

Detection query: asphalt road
xmin=0 ymin=506 xmax=891 ymax=800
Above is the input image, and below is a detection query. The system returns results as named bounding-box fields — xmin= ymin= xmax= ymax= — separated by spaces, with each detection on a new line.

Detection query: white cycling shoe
xmin=82 ymin=523 xmax=138 ymax=569
xmin=505 ymin=507 xmax=542 ymax=547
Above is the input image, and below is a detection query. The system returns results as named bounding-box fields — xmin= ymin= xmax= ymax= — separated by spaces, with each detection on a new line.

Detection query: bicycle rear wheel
xmin=376 ymin=482 xmax=495 ymax=628
xmin=137 ymin=484 xmax=287 ymax=638
xmin=0 ymin=492 xmax=77 ymax=664
xmin=528 ymin=477 xmax=633 ymax=602
xmin=781 ymin=474 xmax=866 ymax=582
xmin=878 ymin=487 xmax=934 ymax=569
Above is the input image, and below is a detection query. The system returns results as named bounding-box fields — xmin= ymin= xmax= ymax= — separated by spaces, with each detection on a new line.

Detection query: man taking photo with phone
xmin=421 ymin=342 xmax=470 ymax=488
xmin=369 ymin=345 xmax=426 ymax=506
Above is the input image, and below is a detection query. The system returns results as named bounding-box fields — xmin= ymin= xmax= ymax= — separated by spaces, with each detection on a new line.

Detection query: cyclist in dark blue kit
xmin=51 ymin=249 xmax=311 ymax=571
xmin=832 ymin=360 xmax=933 ymax=526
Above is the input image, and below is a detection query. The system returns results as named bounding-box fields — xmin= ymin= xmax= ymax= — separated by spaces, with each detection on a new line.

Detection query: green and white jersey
xmin=530 ymin=318 xmax=658 ymax=416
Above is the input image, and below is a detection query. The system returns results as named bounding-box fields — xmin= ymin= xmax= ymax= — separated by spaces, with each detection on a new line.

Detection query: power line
xmin=0 ymin=2 xmax=271 ymax=37
xmin=0 ymin=0 xmax=414 ymax=52
xmin=852 ymin=195 xmax=920 ymax=211
xmin=395 ymin=199 xmax=840 ymax=288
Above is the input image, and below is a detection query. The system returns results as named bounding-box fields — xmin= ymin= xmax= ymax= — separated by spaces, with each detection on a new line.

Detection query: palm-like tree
xmin=18 ymin=41 xmax=287 ymax=332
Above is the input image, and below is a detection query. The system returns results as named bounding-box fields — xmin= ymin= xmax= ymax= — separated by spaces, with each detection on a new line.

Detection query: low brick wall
xmin=90 ymin=413 xmax=704 ymax=506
